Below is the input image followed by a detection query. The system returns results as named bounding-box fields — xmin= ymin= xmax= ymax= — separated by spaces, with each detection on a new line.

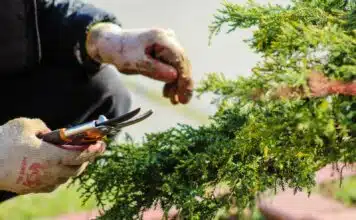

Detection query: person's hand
xmin=0 ymin=118 xmax=105 ymax=195
xmin=86 ymin=23 xmax=193 ymax=105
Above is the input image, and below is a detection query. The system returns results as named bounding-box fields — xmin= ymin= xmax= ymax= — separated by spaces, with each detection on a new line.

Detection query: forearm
xmin=37 ymin=0 xmax=121 ymax=73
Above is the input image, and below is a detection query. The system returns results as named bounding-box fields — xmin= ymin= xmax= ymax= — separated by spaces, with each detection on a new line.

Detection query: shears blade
xmin=111 ymin=109 xmax=153 ymax=129
xmin=97 ymin=107 xmax=142 ymax=126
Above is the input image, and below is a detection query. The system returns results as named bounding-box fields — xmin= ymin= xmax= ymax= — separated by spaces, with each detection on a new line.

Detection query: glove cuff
xmin=85 ymin=22 xmax=122 ymax=64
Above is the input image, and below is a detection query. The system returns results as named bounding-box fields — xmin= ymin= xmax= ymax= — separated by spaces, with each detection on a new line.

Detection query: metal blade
xmin=114 ymin=109 xmax=154 ymax=129
xmin=96 ymin=108 xmax=141 ymax=127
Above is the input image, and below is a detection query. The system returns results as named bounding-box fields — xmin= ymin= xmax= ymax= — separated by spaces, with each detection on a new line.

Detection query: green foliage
xmin=317 ymin=176 xmax=356 ymax=207
xmin=0 ymin=181 xmax=97 ymax=220
xmin=74 ymin=0 xmax=355 ymax=219
xmin=334 ymin=176 xmax=356 ymax=206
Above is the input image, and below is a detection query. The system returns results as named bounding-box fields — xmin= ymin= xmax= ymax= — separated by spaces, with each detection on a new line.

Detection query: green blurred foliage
xmin=0 ymin=182 xmax=97 ymax=220
xmin=317 ymin=176 xmax=356 ymax=207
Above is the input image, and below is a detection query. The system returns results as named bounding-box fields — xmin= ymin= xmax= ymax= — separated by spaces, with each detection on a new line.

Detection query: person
xmin=0 ymin=0 xmax=193 ymax=202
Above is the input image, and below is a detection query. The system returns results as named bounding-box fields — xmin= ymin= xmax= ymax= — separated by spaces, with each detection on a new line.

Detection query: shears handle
xmin=39 ymin=127 xmax=105 ymax=145
xmin=38 ymin=108 xmax=153 ymax=146
xmin=39 ymin=129 xmax=67 ymax=145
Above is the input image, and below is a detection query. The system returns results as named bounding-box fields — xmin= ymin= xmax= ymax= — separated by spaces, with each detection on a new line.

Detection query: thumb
xmin=177 ymin=73 xmax=194 ymax=104
xmin=163 ymin=82 xmax=179 ymax=105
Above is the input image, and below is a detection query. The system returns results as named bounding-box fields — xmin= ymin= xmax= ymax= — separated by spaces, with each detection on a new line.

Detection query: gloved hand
xmin=86 ymin=23 xmax=193 ymax=105
xmin=0 ymin=118 xmax=105 ymax=195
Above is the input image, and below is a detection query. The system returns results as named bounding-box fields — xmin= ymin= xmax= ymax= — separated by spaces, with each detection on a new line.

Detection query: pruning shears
xmin=38 ymin=108 xmax=153 ymax=146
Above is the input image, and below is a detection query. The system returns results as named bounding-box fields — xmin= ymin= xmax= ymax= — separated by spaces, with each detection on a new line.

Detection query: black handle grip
xmin=38 ymin=129 xmax=68 ymax=145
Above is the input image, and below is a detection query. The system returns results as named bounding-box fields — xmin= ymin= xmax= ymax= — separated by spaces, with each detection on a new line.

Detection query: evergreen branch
xmin=74 ymin=1 xmax=356 ymax=219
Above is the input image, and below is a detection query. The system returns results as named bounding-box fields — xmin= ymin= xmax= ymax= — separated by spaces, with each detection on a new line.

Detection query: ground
xmin=0 ymin=182 xmax=97 ymax=220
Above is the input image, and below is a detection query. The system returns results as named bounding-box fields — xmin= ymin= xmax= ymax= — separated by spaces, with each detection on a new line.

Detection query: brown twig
xmin=252 ymin=71 xmax=356 ymax=101
xmin=308 ymin=71 xmax=356 ymax=97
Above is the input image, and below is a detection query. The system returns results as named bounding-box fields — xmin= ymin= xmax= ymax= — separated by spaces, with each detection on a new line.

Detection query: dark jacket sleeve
xmin=36 ymin=0 xmax=122 ymax=75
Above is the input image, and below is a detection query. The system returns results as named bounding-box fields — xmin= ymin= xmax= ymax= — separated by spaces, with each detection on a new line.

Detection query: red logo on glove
xmin=16 ymin=157 xmax=47 ymax=188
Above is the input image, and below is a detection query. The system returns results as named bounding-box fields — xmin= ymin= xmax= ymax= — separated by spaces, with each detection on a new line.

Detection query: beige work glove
xmin=0 ymin=118 xmax=105 ymax=195
xmin=86 ymin=23 xmax=193 ymax=105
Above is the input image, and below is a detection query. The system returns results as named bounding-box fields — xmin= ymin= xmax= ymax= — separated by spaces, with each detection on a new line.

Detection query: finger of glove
xmin=8 ymin=118 xmax=105 ymax=164
xmin=4 ymin=117 xmax=53 ymax=151
xmin=151 ymin=41 xmax=185 ymax=80
xmin=163 ymin=78 xmax=192 ymax=105
xmin=143 ymin=44 xmax=178 ymax=82
xmin=40 ymin=141 xmax=106 ymax=166
xmin=144 ymin=29 xmax=189 ymax=79
xmin=114 ymin=52 xmax=178 ymax=82
xmin=6 ymin=118 xmax=50 ymax=137
xmin=152 ymin=31 xmax=193 ymax=104
xmin=177 ymin=74 xmax=194 ymax=104
xmin=112 ymin=28 xmax=178 ymax=82
xmin=175 ymin=48 xmax=193 ymax=104
xmin=163 ymin=82 xmax=179 ymax=105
